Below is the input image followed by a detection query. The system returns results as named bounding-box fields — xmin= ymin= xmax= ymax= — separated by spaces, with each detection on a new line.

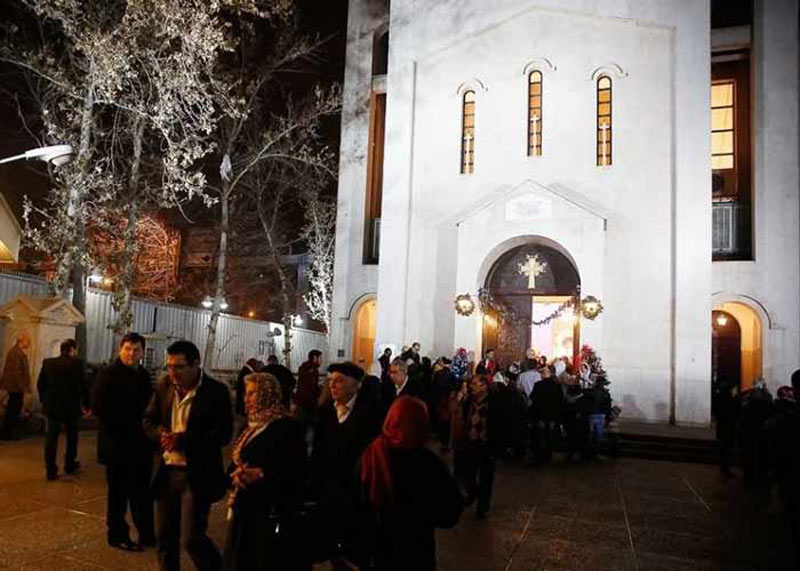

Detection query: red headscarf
xmin=360 ymin=396 xmax=431 ymax=510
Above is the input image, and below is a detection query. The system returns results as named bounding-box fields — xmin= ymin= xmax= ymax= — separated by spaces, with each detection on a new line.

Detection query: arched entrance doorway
xmin=711 ymin=302 xmax=763 ymax=392
xmin=712 ymin=310 xmax=741 ymax=400
xmin=482 ymin=243 xmax=580 ymax=366
xmin=352 ymin=298 xmax=377 ymax=371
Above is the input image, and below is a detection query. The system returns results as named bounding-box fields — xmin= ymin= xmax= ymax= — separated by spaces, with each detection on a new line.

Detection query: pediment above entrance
xmin=451 ymin=179 xmax=609 ymax=228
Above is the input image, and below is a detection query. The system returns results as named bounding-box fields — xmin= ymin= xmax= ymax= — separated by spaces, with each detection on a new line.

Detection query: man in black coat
xmin=381 ymin=357 xmax=425 ymax=415
xmin=530 ymin=366 xmax=564 ymax=464
xmin=38 ymin=338 xmax=88 ymax=481
xmin=312 ymin=361 xmax=382 ymax=566
xmin=93 ymin=333 xmax=155 ymax=550
xmin=263 ymin=354 xmax=295 ymax=408
xmin=144 ymin=340 xmax=233 ymax=571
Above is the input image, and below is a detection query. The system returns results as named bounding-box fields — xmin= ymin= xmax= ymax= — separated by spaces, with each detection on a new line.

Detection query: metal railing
xmin=712 ymin=201 xmax=750 ymax=258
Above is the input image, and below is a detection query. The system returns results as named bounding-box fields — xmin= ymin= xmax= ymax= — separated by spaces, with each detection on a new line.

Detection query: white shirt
xmin=394 ymin=377 xmax=408 ymax=396
xmin=518 ymin=369 xmax=541 ymax=397
xmin=164 ymin=376 xmax=202 ymax=466
xmin=335 ymin=393 xmax=358 ymax=424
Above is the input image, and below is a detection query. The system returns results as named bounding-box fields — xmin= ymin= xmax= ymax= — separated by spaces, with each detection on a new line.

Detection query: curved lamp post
xmin=0 ymin=144 xmax=74 ymax=167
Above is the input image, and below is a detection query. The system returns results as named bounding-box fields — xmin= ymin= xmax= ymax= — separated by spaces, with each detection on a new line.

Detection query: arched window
xmin=596 ymin=76 xmax=612 ymax=166
xmin=461 ymin=90 xmax=475 ymax=174
xmin=528 ymin=71 xmax=543 ymax=156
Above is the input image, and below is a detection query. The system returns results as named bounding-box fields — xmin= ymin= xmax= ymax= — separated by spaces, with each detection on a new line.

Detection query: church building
xmin=330 ymin=0 xmax=799 ymax=425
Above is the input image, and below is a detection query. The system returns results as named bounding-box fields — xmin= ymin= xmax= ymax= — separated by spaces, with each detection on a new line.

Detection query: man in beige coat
xmin=1 ymin=332 xmax=32 ymax=440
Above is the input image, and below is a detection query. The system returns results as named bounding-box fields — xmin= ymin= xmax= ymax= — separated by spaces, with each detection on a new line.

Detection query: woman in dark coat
xmin=360 ymin=396 xmax=463 ymax=570
xmin=223 ymin=372 xmax=308 ymax=571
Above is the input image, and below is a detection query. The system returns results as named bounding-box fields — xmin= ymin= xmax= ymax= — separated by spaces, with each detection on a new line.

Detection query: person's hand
xmin=81 ymin=407 xmax=92 ymax=418
xmin=232 ymin=464 xmax=263 ymax=489
xmin=160 ymin=432 xmax=177 ymax=451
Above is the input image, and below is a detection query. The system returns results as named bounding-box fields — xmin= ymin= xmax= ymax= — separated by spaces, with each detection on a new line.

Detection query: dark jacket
xmin=93 ymin=359 xmax=154 ymax=465
xmin=312 ymin=395 xmax=382 ymax=497
xmin=264 ymin=363 xmax=296 ymax=409
xmin=381 ymin=377 xmax=425 ymax=415
xmin=311 ymin=393 xmax=382 ymax=557
xmin=293 ymin=360 xmax=320 ymax=416
xmin=144 ymin=373 xmax=233 ymax=502
xmin=584 ymin=386 xmax=612 ymax=416
xmin=1 ymin=344 xmax=30 ymax=393
xmin=362 ymin=448 xmax=463 ymax=571
xmin=224 ymin=418 xmax=308 ymax=571
xmin=37 ymin=354 xmax=88 ymax=420
xmin=530 ymin=378 xmax=564 ymax=423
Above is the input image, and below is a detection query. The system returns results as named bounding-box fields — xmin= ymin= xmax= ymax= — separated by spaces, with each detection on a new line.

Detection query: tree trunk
xmin=258 ymin=199 xmax=296 ymax=368
xmin=282 ymin=313 xmax=293 ymax=368
xmin=203 ymin=185 xmax=230 ymax=369
xmin=72 ymin=84 xmax=95 ymax=361
xmin=111 ymin=117 xmax=145 ymax=355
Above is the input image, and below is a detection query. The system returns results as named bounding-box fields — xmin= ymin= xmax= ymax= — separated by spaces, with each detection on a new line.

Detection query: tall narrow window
xmin=711 ymin=81 xmax=735 ymax=170
xmin=711 ymin=51 xmax=751 ymax=261
xmin=596 ymin=76 xmax=612 ymax=166
xmin=461 ymin=90 xmax=475 ymax=174
xmin=528 ymin=71 xmax=543 ymax=156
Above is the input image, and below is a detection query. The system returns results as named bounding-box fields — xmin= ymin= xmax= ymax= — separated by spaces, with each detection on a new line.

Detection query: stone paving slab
xmin=1 ymin=432 xmax=798 ymax=570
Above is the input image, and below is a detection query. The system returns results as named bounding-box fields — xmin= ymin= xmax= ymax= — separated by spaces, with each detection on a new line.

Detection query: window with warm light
xmin=528 ymin=71 xmax=542 ymax=156
xmin=596 ymin=76 xmax=612 ymax=166
xmin=711 ymin=81 xmax=735 ymax=170
xmin=461 ymin=90 xmax=475 ymax=174
xmin=711 ymin=50 xmax=751 ymax=261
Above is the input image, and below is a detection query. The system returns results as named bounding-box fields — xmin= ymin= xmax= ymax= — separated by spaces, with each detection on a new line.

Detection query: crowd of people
xmin=4 ymin=329 xmax=798 ymax=570
xmin=713 ymin=373 xmax=800 ymax=548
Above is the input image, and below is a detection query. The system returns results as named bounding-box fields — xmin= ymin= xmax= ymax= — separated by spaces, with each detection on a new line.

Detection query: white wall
xmin=329 ymin=0 xmax=387 ymax=361
xmin=334 ymin=0 xmax=799 ymax=423
xmin=711 ymin=0 xmax=800 ymax=392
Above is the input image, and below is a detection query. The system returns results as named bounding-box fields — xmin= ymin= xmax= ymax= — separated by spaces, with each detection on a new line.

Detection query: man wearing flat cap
xmin=312 ymin=361 xmax=382 ymax=567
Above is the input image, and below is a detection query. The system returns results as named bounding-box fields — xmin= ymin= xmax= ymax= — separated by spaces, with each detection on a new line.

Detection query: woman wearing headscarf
xmin=223 ymin=373 xmax=308 ymax=571
xmin=360 ymin=396 xmax=463 ymax=570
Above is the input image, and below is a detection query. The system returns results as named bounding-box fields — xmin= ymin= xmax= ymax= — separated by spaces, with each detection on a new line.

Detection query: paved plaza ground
xmin=0 ymin=432 xmax=797 ymax=570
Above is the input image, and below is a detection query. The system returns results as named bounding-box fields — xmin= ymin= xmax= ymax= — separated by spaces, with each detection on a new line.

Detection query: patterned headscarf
xmin=232 ymin=373 xmax=286 ymax=466
xmin=244 ymin=372 xmax=285 ymax=426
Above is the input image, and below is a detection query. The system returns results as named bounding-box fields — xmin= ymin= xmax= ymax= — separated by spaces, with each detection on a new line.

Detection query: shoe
xmin=109 ymin=538 xmax=143 ymax=552
xmin=138 ymin=534 xmax=156 ymax=548
xmin=46 ymin=471 xmax=58 ymax=481
xmin=65 ymin=461 xmax=81 ymax=475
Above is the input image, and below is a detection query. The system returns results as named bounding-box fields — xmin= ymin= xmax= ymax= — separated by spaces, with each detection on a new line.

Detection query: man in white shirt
xmin=144 ymin=340 xmax=232 ymax=571
xmin=518 ymin=360 xmax=541 ymax=399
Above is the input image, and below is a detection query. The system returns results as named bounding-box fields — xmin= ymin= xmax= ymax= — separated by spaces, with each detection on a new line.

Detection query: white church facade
xmin=330 ymin=0 xmax=799 ymax=425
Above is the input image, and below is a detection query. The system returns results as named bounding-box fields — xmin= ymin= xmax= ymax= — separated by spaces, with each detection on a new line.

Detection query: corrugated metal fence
xmin=0 ymin=271 xmax=328 ymax=372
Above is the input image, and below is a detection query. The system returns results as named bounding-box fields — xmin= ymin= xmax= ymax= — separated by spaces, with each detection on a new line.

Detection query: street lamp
xmin=201 ymin=295 xmax=228 ymax=311
xmin=0 ymin=145 xmax=74 ymax=167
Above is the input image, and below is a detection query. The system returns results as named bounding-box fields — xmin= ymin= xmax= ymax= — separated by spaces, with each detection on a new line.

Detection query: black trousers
xmin=156 ymin=467 xmax=220 ymax=571
xmin=534 ymin=420 xmax=560 ymax=463
xmin=455 ymin=443 xmax=496 ymax=516
xmin=106 ymin=459 xmax=155 ymax=543
xmin=1 ymin=392 xmax=23 ymax=437
xmin=44 ymin=416 xmax=79 ymax=473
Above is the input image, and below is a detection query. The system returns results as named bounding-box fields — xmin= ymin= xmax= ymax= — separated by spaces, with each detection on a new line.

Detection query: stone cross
xmin=599 ymin=123 xmax=610 ymax=165
xmin=518 ymin=254 xmax=547 ymax=289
